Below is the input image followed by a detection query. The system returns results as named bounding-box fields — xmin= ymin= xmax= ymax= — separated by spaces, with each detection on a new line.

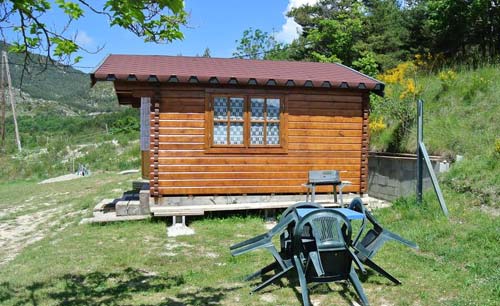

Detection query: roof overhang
xmin=90 ymin=55 xmax=385 ymax=100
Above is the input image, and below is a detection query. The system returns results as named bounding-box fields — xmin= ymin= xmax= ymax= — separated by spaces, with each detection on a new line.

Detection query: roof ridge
xmin=333 ymin=62 xmax=384 ymax=85
xmin=106 ymin=54 xmax=351 ymax=67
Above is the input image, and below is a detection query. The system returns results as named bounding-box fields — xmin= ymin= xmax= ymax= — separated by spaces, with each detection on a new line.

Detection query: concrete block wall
xmin=368 ymin=153 xmax=449 ymax=201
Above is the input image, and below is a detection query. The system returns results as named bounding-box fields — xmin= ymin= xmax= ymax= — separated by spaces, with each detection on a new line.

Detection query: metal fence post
xmin=416 ymin=99 xmax=423 ymax=204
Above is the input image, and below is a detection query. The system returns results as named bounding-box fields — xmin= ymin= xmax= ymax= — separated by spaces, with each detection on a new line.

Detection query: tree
xmin=202 ymin=47 xmax=211 ymax=58
xmin=404 ymin=0 xmax=500 ymax=64
xmin=287 ymin=0 xmax=365 ymax=65
xmin=361 ymin=0 xmax=409 ymax=70
xmin=0 ymin=0 xmax=187 ymax=71
xmin=232 ymin=28 xmax=283 ymax=60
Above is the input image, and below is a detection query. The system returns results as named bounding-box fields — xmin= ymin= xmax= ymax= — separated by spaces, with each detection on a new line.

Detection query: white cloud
xmin=75 ymin=31 xmax=93 ymax=47
xmin=275 ymin=0 xmax=320 ymax=43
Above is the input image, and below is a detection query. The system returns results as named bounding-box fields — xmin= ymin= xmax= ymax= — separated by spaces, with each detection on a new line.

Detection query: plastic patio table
xmin=295 ymin=207 xmax=365 ymax=220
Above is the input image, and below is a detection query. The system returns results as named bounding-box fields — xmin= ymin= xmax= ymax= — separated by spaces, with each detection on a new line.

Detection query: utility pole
xmin=0 ymin=53 xmax=5 ymax=151
xmin=2 ymin=51 xmax=21 ymax=152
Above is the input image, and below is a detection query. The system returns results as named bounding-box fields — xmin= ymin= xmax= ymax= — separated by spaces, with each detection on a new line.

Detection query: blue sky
xmin=6 ymin=0 xmax=319 ymax=72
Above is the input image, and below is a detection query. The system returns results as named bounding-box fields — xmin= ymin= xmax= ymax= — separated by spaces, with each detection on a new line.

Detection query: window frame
xmin=205 ymin=91 xmax=288 ymax=154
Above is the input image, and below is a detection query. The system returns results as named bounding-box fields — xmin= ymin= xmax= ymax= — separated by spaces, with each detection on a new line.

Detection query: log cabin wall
xmin=128 ymin=83 xmax=368 ymax=198
xmin=115 ymin=82 xmax=368 ymax=196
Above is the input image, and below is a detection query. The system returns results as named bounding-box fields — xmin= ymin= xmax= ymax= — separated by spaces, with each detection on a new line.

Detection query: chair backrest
xmin=293 ymin=209 xmax=353 ymax=281
xmin=348 ymin=197 xmax=367 ymax=245
xmin=348 ymin=197 xmax=365 ymax=214
xmin=280 ymin=202 xmax=324 ymax=253
xmin=310 ymin=216 xmax=345 ymax=249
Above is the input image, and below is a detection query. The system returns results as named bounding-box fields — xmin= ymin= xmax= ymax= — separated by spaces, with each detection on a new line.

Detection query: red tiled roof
xmin=91 ymin=54 xmax=384 ymax=95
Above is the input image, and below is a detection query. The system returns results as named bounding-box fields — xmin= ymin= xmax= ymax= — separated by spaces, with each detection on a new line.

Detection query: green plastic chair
xmin=279 ymin=202 xmax=324 ymax=257
xmin=349 ymin=197 xmax=419 ymax=284
xmin=231 ymin=202 xmax=323 ymax=292
xmin=230 ymin=212 xmax=297 ymax=293
xmin=292 ymin=209 xmax=369 ymax=306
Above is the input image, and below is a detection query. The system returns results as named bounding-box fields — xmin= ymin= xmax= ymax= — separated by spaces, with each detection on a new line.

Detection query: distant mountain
xmin=0 ymin=42 xmax=118 ymax=115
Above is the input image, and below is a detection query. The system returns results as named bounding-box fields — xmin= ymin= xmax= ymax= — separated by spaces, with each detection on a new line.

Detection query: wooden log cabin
xmin=91 ymin=55 xmax=385 ymax=215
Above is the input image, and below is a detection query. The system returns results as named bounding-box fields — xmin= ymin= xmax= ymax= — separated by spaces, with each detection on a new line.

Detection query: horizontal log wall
xmin=114 ymin=83 xmax=367 ymax=197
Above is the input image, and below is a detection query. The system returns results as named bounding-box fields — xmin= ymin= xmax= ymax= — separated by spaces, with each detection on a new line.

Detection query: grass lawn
xmin=0 ymin=173 xmax=498 ymax=305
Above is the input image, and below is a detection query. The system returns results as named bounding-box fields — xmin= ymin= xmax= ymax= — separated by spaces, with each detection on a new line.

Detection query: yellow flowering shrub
xmin=369 ymin=117 xmax=387 ymax=134
xmin=399 ymin=79 xmax=421 ymax=99
xmin=438 ymin=70 xmax=457 ymax=82
xmin=414 ymin=52 xmax=444 ymax=70
xmin=377 ymin=62 xmax=415 ymax=84
xmin=438 ymin=69 xmax=458 ymax=91
xmin=372 ymin=61 xmax=421 ymax=151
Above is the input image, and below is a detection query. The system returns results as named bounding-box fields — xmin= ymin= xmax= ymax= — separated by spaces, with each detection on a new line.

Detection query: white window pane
xmin=251 ymin=98 xmax=265 ymax=120
xmin=250 ymin=123 xmax=264 ymax=145
xmin=267 ymin=98 xmax=280 ymax=120
xmin=214 ymin=97 xmax=227 ymax=120
xmin=230 ymin=97 xmax=244 ymax=120
xmin=229 ymin=122 xmax=244 ymax=145
xmin=213 ymin=122 xmax=227 ymax=145
xmin=267 ymin=123 xmax=280 ymax=145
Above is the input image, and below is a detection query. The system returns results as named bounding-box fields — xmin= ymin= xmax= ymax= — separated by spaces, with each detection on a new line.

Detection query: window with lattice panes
xmin=209 ymin=95 xmax=284 ymax=149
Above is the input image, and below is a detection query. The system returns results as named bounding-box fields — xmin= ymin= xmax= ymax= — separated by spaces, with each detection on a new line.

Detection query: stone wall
xmin=368 ymin=153 xmax=449 ymax=201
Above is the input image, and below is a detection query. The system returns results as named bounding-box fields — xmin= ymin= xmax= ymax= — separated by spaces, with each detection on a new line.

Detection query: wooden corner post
xmin=140 ymin=97 xmax=151 ymax=179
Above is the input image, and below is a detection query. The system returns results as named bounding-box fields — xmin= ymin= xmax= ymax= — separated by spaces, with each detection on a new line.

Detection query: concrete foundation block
xmin=139 ymin=189 xmax=151 ymax=214
xmin=126 ymin=201 xmax=142 ymax=216
xmin=115 ymin=200 xmax=129 ymax=216
xmin=167 ymin=224 xmax=195 ymax=237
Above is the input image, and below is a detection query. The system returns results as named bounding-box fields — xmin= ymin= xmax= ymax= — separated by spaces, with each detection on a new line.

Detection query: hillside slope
xmin=370 ymin=64 xmax=499 ymax=206
xmin=0 ymin=44 xmax=138 ymax=182
xmin=0 ymin=43 xmax=118 ymax=114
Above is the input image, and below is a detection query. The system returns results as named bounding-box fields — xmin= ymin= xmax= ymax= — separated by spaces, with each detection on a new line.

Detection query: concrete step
xmin=93 ymin=199 xmax=115 ymax=212
xmin=80 ymin=211 xmax=150 ymax=224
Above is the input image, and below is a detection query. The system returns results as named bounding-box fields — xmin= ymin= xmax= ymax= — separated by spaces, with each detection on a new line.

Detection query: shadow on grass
xmin=1 ymin=267 xmax=226 ymax=306
xmin=252 ymin=266 xmax=390 ymax=306
xmin=49 ymin=268 xmax=184 ymax=305
xmin=0 ymin=268 xmax=242 ymax=305
xmin=358 ymin=268 xmax=401 ymax=286
xmin=157 ymin=285 xmax=242 ymax=306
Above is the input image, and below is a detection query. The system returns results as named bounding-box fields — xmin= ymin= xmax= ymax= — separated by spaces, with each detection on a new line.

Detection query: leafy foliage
xmin=0 ymin=0 xmax=187 ymax=68
xmin=110 ymin=114 xmax=140 ymax=134
xmin=233 ymin=28 xmax=285 ymax=60
xmin=241 ymin=0 xmax=500 ymax=72
xmin=287 ymin=0 xmax=364 ymax=65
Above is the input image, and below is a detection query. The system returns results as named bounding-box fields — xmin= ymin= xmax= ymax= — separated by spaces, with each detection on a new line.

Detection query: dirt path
xmin=0 ymin=173 xmax=130 ymax=266
xmin=0 ymin=205 xmax=85 ymax=266
xmin=0 ymin=207 xmax=60 ymax=265
xmin=0 ymin=184 xmax=88 ymax=266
